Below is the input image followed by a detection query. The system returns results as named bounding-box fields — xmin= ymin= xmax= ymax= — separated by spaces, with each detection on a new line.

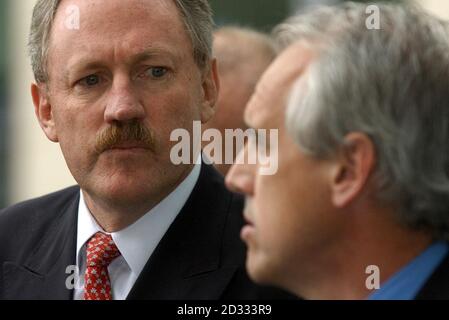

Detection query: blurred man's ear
xmin=200 ymin=58 xmax=219 ymax=124
xmin=330 ymin=132 xmax=376 ymax=208
xmin=31 ymin=83 xmax=59 ymax=142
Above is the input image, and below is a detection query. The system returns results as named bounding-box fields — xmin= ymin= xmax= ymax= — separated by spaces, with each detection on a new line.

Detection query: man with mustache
xmin=0 ymin=0 xmax=291 ymax=300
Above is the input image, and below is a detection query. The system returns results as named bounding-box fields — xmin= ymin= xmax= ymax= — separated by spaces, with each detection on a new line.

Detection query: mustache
xmin=94 ymin=121 xmax=156 ymax=154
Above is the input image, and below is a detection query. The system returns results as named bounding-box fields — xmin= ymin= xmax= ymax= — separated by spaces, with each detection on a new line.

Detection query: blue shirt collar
xmin=368 ymin=241 xmax=449 ymax=300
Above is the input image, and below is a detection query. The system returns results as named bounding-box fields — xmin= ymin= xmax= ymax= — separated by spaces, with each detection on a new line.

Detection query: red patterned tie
xmin=84 ymin=232 xmax=121 ymax=300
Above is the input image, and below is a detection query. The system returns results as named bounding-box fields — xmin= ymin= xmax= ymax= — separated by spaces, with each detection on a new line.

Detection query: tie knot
xmin=86 ymin=232 xmax=121 ymax=268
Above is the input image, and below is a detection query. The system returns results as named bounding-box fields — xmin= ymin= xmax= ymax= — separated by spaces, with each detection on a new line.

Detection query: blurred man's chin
xmin=246 ymin=252 xmax=273 ymax=284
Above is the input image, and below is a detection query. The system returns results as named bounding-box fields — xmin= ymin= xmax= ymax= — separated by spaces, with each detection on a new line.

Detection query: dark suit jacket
xmin=0 ymin=164 xmax=293 ymax=300
xmin=415 ymin=254 xmax=449 ymax=300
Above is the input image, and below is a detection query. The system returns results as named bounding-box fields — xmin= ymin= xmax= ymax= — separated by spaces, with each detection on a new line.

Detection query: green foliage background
xmin=210 ymin=0 xmax=402 ymax=30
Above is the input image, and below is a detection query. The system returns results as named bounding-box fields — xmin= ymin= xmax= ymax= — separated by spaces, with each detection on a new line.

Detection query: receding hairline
xmin=213 ymin=26 xmax=276 ymax=72
xmin=29 ymin=0 xmax=214 ymax=82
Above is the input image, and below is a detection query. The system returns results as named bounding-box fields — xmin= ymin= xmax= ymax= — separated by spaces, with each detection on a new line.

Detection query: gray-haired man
xmin=227 ymin=2 xmax=449 ymax=300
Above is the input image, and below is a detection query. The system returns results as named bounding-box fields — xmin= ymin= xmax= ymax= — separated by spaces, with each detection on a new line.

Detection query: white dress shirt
xmin=73 ymin=160 xmax=201 ymax=300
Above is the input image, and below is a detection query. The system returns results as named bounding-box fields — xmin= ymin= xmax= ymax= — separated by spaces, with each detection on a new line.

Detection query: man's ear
xmin=331 ymin=132 xmax=376 ymax=208
xmin=31 ymin=83 xmax=59 ymax=142
xmin=200 ymin=58 xmax=219 ymax=124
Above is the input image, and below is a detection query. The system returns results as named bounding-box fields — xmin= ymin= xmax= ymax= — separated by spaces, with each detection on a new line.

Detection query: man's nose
xmin=104 ymin=77 xmax=145 ymax=123
xmin=225 ymin=146 xmax=255 ymax=196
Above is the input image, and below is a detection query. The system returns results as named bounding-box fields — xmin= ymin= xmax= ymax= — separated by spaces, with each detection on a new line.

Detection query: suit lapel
xmin=2 ymin=165 xmax=239 ymax=300
xmin=127 ymin=164 xmax=238 ymax=299
xmin=2 ymin=191 xmax=79 ymax=300
xmin=415 ymin=253 xmax=449 ymax=300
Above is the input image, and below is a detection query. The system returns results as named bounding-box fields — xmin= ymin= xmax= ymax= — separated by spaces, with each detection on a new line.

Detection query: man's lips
xmin=241 ymin=211 xmax=255 ymax=242
xmin=243 ymin=212 xmax=254 ymax=226
xmin=105 ymin=142 xmax=151 ymax=151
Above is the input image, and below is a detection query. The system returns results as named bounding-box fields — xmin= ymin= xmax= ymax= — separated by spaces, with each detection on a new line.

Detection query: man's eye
xmin=145 ymin=67 xmax=168 ymax=78
xmin=79 ymin=74 xmax=100 ymax=87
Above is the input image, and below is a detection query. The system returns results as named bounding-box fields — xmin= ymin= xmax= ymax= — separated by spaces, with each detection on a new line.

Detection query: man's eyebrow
xmin=132 ymin=48 xmax=176 ymax=63
xmin=63 ymin=61 xmax=107 ymax=82
xmin=62 ymin=47 xmax=178 ymax=81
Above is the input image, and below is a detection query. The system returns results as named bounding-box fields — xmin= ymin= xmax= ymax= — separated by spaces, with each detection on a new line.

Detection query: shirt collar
xmin=76 ymin=157 xmax=202 ymax=276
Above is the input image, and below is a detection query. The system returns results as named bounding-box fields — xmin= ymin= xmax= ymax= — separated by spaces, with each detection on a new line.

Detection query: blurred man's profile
xmin=226 ymin=2 xmax=449 ymax=300
xmin=203 ymin=27 xmax=276 ymax=175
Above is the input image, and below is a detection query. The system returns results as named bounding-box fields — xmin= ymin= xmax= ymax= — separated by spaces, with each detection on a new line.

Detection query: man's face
xmin=202 ymin=32 xmax=253 ymax=175
xmin=226 ymin=43 xmax=341 ymax=290
xmin=34 ymin=0 xmax=217 ymax=207
xmin=206 ymin=32 xmax=251 ymax=133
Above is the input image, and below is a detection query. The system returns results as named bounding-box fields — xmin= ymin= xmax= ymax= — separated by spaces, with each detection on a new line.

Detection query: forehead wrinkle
xmin=58 ymin=0 xmax=178 ymax=33
xmin=48 ymin=0 xmax=198 ymax=86
xmin=62 ymin=44 xmax=182 ymax=80
xmin=50 ymin=0 xmax=190 ymax=61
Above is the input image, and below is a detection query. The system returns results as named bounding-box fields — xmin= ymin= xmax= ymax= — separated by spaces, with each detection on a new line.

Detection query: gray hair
xmin=272 ymin=2 xmax=365 ymax=51
xmin=28 ymin=0 xmax=214 ymax=83
xmin=285 ymin=3 xmax=449 ymax=239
